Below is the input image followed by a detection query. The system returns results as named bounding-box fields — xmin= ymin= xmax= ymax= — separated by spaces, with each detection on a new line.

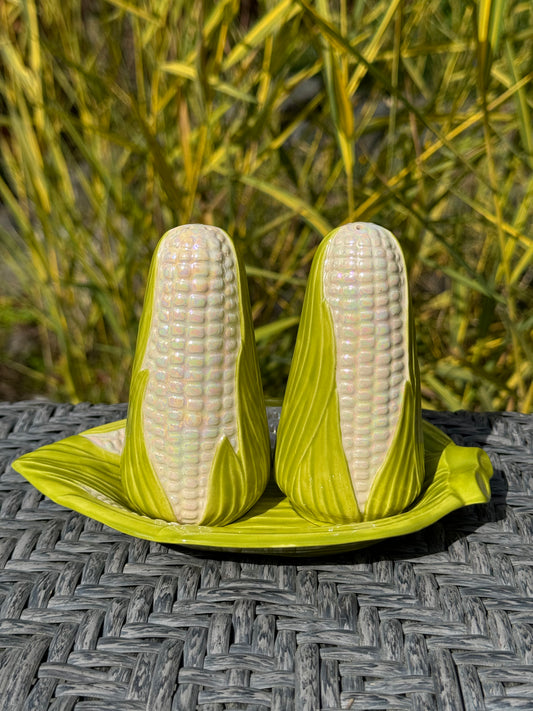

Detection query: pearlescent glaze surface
xmin=141 ymin=225 xmax=241 ymax=523
xmin=323 ymin=223 xmax=408 ymax=511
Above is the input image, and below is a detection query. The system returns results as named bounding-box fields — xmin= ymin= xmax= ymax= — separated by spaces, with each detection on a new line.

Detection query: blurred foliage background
xmin=0 ymin=0 xmax=532 ymax=411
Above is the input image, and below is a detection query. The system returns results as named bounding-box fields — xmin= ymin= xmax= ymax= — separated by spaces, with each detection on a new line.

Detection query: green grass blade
xmin=254 ymin=316 xmax=300 ymax=343
xmin=237 ymin=174 xmax=333 ymax=236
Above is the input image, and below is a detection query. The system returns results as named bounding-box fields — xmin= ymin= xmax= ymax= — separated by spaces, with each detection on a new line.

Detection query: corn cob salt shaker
xmin=120 ymin=224 xmax=270 ymax=526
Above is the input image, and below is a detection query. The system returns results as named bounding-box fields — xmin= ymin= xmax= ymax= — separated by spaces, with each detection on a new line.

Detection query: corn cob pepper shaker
xmin=275 ymin=222 xmax=425 ymax=524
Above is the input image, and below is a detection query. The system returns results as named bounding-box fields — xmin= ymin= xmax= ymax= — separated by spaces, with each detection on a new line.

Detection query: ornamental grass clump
xmin=0 ymin=0 xmax=532 ymax=412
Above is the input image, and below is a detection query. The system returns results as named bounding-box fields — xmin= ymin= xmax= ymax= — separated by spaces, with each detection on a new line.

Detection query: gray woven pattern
xmin=0 ymin=402 xmax=532 ymax=710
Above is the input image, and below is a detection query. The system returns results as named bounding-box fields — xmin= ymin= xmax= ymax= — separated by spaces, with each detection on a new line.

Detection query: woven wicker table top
xmin=0 ymin=402 xmax=532 ymax=711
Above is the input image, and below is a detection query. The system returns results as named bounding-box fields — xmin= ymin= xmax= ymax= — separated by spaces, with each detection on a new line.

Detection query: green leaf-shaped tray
xmin=12 ymin=414 xmax=492 ymax=555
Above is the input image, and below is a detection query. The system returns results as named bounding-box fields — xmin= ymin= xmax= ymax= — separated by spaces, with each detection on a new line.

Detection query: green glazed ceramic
xmin=276 ymin=222 xmax=425 ymax=525
xmin=12 ymin=413 xmax=492 ymax=555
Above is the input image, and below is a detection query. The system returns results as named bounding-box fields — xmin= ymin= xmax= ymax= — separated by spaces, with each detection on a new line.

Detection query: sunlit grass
xmin=0 ymin=0 xmax=532 ymax=411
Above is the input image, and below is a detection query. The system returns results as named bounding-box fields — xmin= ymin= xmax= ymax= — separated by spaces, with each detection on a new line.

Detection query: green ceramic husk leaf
xmin=12 ymin=414 xmax=493 ymax=553
xmin=120 ymin=226 xmax=270 ymax=526
xmin=275 ymin=224 xmax=425 ymax=524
